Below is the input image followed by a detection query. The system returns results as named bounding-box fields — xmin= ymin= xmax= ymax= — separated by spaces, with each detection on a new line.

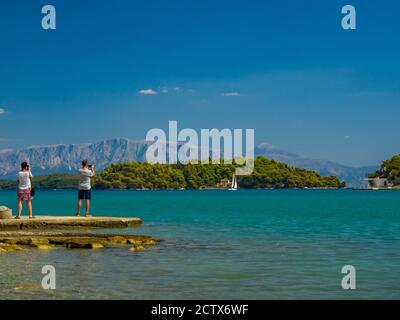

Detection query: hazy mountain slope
xmin=0 ymin=138 xmax=150 ymax=178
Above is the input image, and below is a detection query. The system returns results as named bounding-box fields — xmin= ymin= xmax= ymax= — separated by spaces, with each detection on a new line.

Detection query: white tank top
xmin=17 ymin=171 xmax=32 ymax=190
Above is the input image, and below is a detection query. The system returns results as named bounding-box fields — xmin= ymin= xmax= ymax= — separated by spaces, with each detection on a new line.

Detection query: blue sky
xmin=0 ymin=0 xmax=399 ymax=167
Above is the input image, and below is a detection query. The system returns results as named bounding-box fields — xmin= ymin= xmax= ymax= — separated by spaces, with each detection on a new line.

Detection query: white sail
xmin=229 ymin=175 xmax=238 ymax=190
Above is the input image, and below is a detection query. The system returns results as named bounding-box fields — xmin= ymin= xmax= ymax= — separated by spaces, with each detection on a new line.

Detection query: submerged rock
xmin=129 ymin=244 xmax=145 ymax=252
xmin=0 ymin=243 xmax=23 ymax=252
xmin=35 ymin=244 xmax=55 ymax=250
xmin=65 ymin=240 xmax=107 ymax=249
xmin=90 ymin=243 xmax=105 ymax=249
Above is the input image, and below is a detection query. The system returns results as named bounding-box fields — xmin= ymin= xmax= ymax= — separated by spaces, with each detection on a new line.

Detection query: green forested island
xmin=369 ymin=154 xmax=400 ymax=185
xmin=0 ymin=156 xmax=345 ymax=190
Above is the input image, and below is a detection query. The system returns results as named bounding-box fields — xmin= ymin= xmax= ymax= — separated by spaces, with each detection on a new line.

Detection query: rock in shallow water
xmin=0 ymin=243 xmax=23 ymax=252
xmin=35 ymin=244 xmax=55 ymax=250
xmin=129 ymin=245 xmax=145 ymax=252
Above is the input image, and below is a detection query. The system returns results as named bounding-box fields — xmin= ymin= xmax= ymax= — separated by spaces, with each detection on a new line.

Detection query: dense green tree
xmin=94 ymin=162 xmax=186 ymax=190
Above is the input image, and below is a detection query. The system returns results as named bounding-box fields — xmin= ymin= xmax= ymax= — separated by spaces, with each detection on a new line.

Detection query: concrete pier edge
xmin=0 ymin=216 xmax=142 ymax=231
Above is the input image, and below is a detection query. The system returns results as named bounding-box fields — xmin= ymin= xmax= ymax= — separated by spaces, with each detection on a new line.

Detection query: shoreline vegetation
xmin=368 ymin=154 xmax=400 ymax=184
xmin=0 ymin=156 xmax=346 ymax=190
xmin=354 ymin=154 xmax=400 ymax=190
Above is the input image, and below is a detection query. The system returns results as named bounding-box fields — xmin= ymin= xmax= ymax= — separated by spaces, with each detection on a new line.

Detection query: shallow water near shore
xmin=0 ymin=189 xmax=399 ymax=299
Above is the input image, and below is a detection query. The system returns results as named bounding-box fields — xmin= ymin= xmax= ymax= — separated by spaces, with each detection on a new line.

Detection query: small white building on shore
xmin=364 ymin=177 xmax=392 ymax=190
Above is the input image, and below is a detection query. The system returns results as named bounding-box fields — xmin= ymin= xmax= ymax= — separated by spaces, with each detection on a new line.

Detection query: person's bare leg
xmin=85 ymin=199 xmax=90 ymax=216
xmin=76 ymin=200 xmax=82 ymax=216
xmin=17 ymin=199 xmax=23 ymax=217
xmin=27 ymin=199 xmax=33 ymax=217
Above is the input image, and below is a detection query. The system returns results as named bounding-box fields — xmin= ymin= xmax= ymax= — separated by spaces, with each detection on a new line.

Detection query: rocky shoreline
xmin=0 ymin=206 xmax=156 ymax=253
xmin=0 ymin=231 xmax=157 ymax=252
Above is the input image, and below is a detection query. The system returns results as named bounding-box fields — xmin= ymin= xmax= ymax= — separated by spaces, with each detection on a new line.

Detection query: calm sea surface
xmin=0 ymin=189 xmax=399 ymax=299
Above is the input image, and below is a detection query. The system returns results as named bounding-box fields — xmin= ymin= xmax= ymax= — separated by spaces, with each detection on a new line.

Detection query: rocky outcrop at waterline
xmin=0 ymin=206 xmax=12 ymax=219
xmin=0 ymin=215 xmax=156 ymax=253
xmin=0 ymin=231 xmax=157 ymax=252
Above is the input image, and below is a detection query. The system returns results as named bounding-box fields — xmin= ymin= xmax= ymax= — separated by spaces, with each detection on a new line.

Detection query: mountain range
xmin=0 ymin=138 xmax=377 ymax=187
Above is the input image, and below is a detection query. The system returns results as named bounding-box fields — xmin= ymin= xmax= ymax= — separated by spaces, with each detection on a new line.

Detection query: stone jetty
xmin=0 ymin=208 xmax=156 ymax=253
xmin=0 ymin=216 xmax=142 ymax=231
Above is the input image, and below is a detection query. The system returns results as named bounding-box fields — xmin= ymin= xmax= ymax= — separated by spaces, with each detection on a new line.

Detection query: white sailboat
xmin=229 ymin=174 xmax=238 ymax=191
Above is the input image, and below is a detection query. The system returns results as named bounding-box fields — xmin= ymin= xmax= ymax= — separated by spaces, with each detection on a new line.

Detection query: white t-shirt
xmin=78 ymin=168 xmax=93 ymax=190
xmin=17 ymin=171 xmax=33 ymax=190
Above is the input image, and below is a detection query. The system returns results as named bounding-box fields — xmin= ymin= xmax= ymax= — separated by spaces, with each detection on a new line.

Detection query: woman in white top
xmin=15 ymin=162 xmax=34 ymax=219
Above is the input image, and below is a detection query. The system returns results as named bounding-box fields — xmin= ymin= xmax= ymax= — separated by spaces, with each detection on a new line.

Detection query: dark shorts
xmin=78 ymin=189 xmax=91 ymax=200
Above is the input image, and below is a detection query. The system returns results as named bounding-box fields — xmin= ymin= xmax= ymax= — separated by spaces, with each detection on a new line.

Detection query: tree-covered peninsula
xmin=93 ymin=156 xmax=345 ymax=189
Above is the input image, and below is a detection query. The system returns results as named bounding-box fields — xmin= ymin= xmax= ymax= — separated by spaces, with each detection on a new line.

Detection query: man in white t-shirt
xmin=76 ymin=160 xmax=95 ymax=217
xmin=15 ymin=162 xmax=34 ymax=219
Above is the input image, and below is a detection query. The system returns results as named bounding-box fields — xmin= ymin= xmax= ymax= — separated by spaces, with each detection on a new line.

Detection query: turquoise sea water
xmin=0 ymin=189 xmax=399 ymax=299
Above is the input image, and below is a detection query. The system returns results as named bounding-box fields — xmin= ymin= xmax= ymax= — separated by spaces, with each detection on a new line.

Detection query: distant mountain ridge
xmin=0 ymin=138 xmax=151 ymax=178
xmin=0 ymin=138 xmax=377 ymax=186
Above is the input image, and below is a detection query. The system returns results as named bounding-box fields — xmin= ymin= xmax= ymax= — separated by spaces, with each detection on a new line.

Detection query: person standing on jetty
xmin=15 ymin=162 xmax=34 ymax=219
xmin=76 ymin=160 xmax=95 ymax=217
